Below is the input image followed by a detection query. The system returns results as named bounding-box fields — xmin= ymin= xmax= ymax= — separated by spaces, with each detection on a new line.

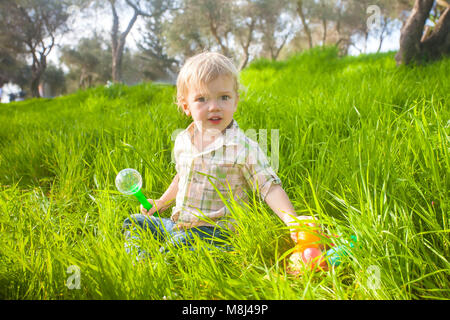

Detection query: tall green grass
xmin=0 ymin=47 xmax=448 ymax=299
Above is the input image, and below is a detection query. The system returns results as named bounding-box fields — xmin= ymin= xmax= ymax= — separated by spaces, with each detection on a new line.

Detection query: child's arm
xmin=141 ymin=173 xmax=179 ymax=216
xmin=264 ymin=184 xmax=316 ymax=242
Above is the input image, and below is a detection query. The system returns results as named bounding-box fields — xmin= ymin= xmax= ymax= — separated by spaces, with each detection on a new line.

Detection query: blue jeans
xmin=122 ymin=214 xmax=232 ymax=259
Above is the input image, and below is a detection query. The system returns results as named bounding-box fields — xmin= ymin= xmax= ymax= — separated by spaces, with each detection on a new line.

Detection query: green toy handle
xmin=133 ymin=189 xmax=158 ymax=217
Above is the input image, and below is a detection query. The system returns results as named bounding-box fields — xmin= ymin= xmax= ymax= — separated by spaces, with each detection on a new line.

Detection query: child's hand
xmin=140 ymin=199 xmax=162 ymax=216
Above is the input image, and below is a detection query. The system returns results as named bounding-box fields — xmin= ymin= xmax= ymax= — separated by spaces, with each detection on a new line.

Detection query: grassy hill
xmin=0 ymin=47 xmax=448 ymax=299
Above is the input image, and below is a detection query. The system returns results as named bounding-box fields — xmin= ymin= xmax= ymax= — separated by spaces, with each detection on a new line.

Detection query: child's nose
xmin=208 ymin=99 xmax=221 ymax=111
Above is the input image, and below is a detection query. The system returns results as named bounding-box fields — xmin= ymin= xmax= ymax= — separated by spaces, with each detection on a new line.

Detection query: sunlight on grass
xmin=0 ymin=47 xmax=448 ymax=299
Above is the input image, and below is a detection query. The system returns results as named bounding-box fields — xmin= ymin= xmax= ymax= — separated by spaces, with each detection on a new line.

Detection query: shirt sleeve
xmin=241 ymin=140 xmax=282 ymax=201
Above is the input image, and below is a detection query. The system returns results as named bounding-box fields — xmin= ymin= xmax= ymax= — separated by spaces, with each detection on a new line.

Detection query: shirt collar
xmin=183 ymin=119 xmax=242 ymax=155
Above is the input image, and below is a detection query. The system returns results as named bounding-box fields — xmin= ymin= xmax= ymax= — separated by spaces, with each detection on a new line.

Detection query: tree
xmin=314 ymin=0 xmax=336 ymax=45
xmin=232 ymin=0 xmax=258 ymax=70
xmin=166 ymin=0 xmax=294 ymax=69
xmin=333 ymin=0 xmax=355 ymax=54
xmin=60 ymin=35 xmax=111 ymax=90
xmin=255 ymin=0 xmax=295 ymax=62
xmin=188 ymin=0 xmax=234 ymax=56
xmin=396 ymin=0 xmax=450 ymax=65
xmin=369 ymin=1 xmax=400 ymax=53
xmin=374 ymin=16 xmax=390 ymax=53
xmin=231 ymin=0 xmax=291 ymax=69
xmin=0 ymin=0 xmax=71 ymax=97
xmin=197 ymin=0 xmax=234 ymax=56
xmin=326 ymin=0 xmax=397 ymax=55
xmin=295 ymin=0 xmax=314 ymax=49
xmin=107 ymin=0 xmax=179 ymax=83
xmin=342 ymin=0 xmax=382 ymax=54
xmin=0 ymin=48 xmax=30 ymax=89
xmin=135 ymin=0 xmax=179 ymax=81
xmin=165 ymin=6 xmax=210 ymax=61
xmin=42 ymin=63 xmax=67 ymax=96
xmin=291 ymin=0 xmax=353 ymax=53
xmin=108 ymin=0 xmax=139 ymax=83
xmin=165 ymin=0 xmax=235 ymax=62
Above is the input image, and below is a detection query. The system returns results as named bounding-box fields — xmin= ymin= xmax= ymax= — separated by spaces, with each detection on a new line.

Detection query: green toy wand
xmin=115 ymin=168 xmax=157 ymax=217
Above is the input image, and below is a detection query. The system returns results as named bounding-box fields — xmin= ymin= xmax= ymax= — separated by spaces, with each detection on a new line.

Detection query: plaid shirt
xmin=171 ymin=119 xmax=282 ymax=230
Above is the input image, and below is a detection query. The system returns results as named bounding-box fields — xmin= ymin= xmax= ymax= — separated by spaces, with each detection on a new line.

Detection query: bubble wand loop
xmin=115 ymin=168 xmax=158 ymax=217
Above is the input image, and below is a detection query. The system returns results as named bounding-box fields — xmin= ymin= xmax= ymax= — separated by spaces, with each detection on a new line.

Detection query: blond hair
xmin=176 ymin=51 xmax=240 ymax=111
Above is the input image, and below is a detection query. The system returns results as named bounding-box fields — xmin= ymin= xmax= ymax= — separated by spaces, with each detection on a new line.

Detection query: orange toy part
xmin=295 ymin=230 xmax=321 ymax=251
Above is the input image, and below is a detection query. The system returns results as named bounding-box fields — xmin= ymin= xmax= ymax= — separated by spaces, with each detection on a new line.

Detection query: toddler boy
xmin=123 ymin=52 xmax=316 ymax=257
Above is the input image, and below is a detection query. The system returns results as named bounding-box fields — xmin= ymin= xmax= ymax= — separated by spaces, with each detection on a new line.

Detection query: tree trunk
xmin=273 ymin=34 xmax=289 ymax=60
xmin=112 ymin=39 xmax=125 ymax=83
xmin=297 ymin=0 xmax=313 ymax=49
xmin=31 ymin=76 xmax=41 ymax=98
xmin=110 ymin=0 xmax=120 ymax=83
xmin=363 ymin=31 xmax=369 ymax=53
xmin=239 ymin=50 xmax=249 ymax=71
xmin=322 ymin=18 xmax=327 ymax=45
xmin=395 ymin=0 xmax=437 ymax=65
xmin=376 ymin=17 xmax=389 ymax=53
xmin=109 ymin=0 xmax=138 ymax=83
xmin=421 ymin=7 xmax=450 ymax=60
xmin=209 ymin=20 xmax=230 ymax=57
xmin=238 ymin=19 xmax=256 ymax=70
xmin=30 ymin=53 xmax=46 ymax=98
xmin=376 ymin=35 xmax=384 ymax=53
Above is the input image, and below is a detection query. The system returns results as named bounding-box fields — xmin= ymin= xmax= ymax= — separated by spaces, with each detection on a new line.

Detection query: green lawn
xmin=0 ymin=47 xmax=448 ymax=299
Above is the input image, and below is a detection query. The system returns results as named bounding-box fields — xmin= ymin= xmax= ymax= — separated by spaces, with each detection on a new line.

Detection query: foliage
xmin=60 ymin=35 xmax=112 ymax=91
xmin=0 ymin=0 xmax=72 ymax=96
xmin=0 ymin=48 xmax=448 ymax=299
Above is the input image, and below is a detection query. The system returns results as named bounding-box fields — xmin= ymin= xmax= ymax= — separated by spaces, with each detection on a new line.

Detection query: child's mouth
xmin=208 ymin=117 xmax=222 ymax=124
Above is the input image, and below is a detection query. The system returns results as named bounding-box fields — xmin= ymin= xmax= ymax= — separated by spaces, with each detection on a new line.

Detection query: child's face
xmin=182 ymin=75 xmax=238 ymax=135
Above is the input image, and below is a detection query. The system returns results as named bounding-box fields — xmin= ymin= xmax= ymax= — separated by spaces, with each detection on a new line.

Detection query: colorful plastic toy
xmin=295 ymin=230 xmax=321 ymax=251
xmin=302 ymin=247 xmax=327 ymax=269
xmin=288 ymin=230 xmax=358 ymax=274
xmin=115 ymin=168 xmax=157 ymax=217
xmin=325 ymin=235 xmax=358 ymax=267
xmin=289 ymin=229 xmax=327 ymax=272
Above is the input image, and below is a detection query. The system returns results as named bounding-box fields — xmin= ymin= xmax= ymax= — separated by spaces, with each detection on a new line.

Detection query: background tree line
xmin=0 ymin=0 xmax=448 ymax=98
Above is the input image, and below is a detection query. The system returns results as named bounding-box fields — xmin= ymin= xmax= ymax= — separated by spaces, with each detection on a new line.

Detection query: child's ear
xmin=182 ymin=102 xmax=191 ymax=116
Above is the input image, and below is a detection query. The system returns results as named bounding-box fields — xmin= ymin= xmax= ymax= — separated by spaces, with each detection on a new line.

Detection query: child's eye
xmin=221 ymin=95 xmax=230 ymax=101
xmin=197 ymin=97 xmax=206 ymax=102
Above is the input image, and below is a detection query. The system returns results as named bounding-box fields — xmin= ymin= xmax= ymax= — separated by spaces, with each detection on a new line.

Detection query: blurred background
xmin=0 ymin=0 xmax=447 ymax=102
